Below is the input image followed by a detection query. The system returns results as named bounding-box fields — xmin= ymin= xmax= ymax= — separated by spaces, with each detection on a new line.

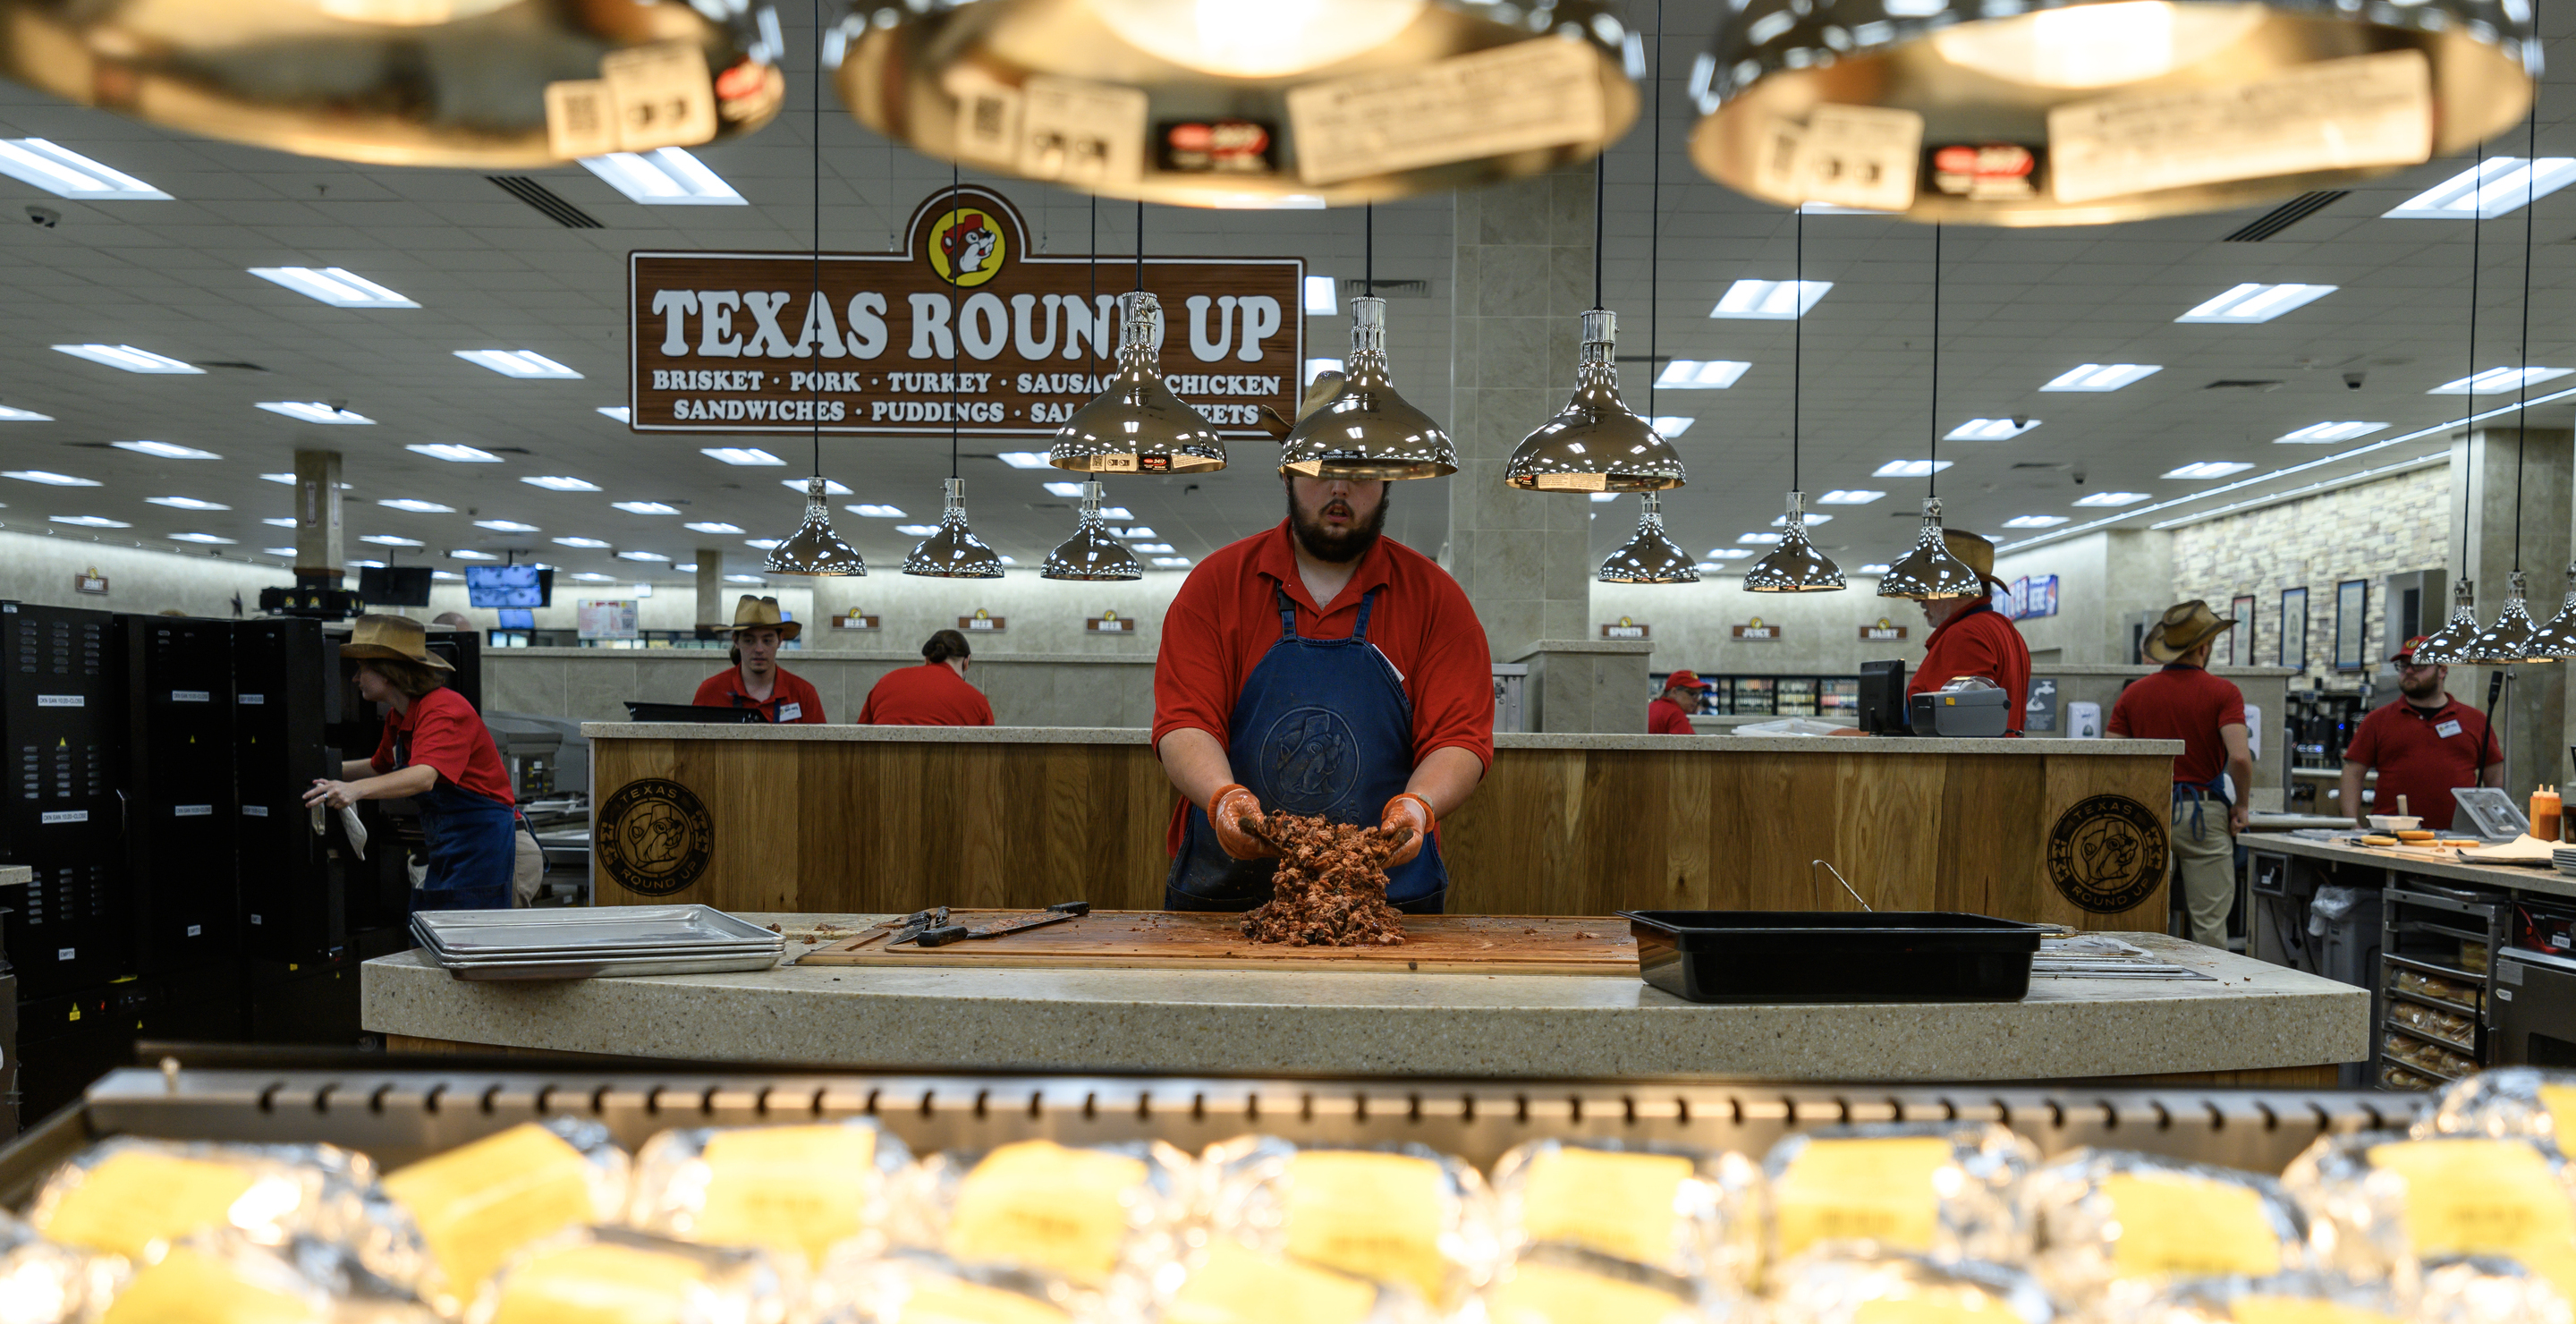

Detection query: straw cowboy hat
xmin=2143 ymin=599 xmax=2239 ymax=663
xmin=1940 ymin=530 xmax=2009 ymax=597
xmin=730 ymin=594 xmax=801 ymax=641
xmin=338 ymin=614 xmax=453 ymax=670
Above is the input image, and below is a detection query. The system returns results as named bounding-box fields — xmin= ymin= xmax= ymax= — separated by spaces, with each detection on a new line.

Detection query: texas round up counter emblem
xmin=2046 ymin=794 xmax=2167 ymax=913
xmin=597 ymin=777 xmax=713 ymax=897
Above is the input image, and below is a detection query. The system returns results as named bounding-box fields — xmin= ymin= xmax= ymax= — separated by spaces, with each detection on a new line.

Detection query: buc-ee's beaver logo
xmin=597 ymin=777 xmax=713 ymax=897
xmin=2046 ymin=794 xmax=2167 ymax=913
xmin=928 ymin=206 xmax=1006 ymax=289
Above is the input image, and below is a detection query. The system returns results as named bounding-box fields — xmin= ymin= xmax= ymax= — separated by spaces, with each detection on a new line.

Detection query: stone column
xmin=2448 ymin=426 xmax=2572 ymax=800
xmin=292 ymin=449 xmax=343 ymax=579
xmin=696 ymin=548 xmax=724 ymax=628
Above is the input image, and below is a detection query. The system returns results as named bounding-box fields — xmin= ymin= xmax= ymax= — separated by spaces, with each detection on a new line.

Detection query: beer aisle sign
xmin=627 ymin=186 xmax=1302 ymax=436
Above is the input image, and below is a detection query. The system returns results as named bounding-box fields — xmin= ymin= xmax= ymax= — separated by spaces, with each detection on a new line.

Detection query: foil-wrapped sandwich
xmin=2024 ymin=1150 xmax=2309 ymax=1304
xmin=887 ymin=1139 xmax=1193 ymax=1311
xmin=1488 ymin=1140 xmax=1763 ymax=1289
xmin=2285 ymin=1133 xmax=2576 ymax=1308
xmin=1763 ymin=1124 xmax=2038 ymax=1267
xmin=627 ymin=1119 xmax=911 ymax=1267
xmin=1771 ymin=1251 xmax=2055 ymax=1324
xmin=1201 ymin=1137 xmax=1498 ymax=1310
xmin=377 ymin=1118 xmax=631 ymax=1316
xmin=467 ymin=1226 xmax=795 ymax=1324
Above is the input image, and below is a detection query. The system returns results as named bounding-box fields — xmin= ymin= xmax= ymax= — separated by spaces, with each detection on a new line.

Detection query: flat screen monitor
xmin=465 ymin=564 xmax=552 ymax=608
xmin=359 ymin=565 xmax=433 ymax=607
xmin=496 ymin=608 xmax=535 ymax=631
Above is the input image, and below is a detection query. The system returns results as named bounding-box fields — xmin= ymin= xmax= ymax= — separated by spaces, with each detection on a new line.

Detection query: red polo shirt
xmin=371 ymin=685 xmax=514 ymax=807
xmin=2106 ymin=663 xmax=2247 ymax=785
xmin=2345 ymin=695 xmax=2498 ymax=830
xmin=1155 ymin=521 xmax=1495 ymax=852
xmin=1648 ymin=697 xmax=1698 ymax=734
xmin=1911 ymin=600 xmax=2030 ymax=734
xmin=692 ymin=665 xmax=826 ymax=723
xmin=860 ymin=662 xmax=996 ymax=726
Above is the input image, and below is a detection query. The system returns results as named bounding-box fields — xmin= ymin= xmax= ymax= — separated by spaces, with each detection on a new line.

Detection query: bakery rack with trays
xmin=2374 ymin=881 xmax=2511 ymax=1089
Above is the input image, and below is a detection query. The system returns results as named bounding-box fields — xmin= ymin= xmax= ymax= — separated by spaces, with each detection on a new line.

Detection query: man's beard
xmin=2401 ymin=671 xmax=2441 ymax=700
xmin=1289 ymin=487 xmax=1389 ymax=564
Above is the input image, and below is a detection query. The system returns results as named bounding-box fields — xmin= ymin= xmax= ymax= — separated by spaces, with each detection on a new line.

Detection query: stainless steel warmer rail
xmin=0 ymin=1067 xmax=2428 ymax=1202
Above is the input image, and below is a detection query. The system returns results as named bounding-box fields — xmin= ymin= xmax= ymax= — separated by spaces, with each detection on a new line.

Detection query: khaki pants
xmin=2173 ymin=789 xmax=2236 ymax=947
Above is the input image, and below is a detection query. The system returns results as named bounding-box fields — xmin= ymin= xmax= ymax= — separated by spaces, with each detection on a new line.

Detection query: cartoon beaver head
xmin=940 ymin=215 xmax=997 ymax=274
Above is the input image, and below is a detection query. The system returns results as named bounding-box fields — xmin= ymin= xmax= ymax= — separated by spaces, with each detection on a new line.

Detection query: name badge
xmin=2436 ymin=718 xmax=2463 ymax=738
xmin=777 ymin=701 xmax=802 ymax=721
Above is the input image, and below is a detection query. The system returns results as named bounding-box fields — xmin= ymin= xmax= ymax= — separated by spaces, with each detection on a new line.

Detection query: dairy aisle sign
xmin=627 ymin=186 xmax=1301 ymax=436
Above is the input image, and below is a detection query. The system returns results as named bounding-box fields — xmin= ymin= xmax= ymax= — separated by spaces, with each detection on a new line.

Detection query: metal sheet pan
xmin=435 ymin=951 xmax=784 ymax=980
xmin=410 ymin=905 xmax=779 ymax=955
xmin=410 ymin=928 xmax=781 ymax=963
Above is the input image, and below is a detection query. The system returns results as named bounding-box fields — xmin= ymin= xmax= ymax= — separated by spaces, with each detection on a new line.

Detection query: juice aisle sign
xmin=626 ymin=185 xmax=1303 ymax=436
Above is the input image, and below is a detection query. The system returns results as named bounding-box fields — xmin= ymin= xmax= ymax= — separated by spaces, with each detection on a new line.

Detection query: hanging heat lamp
xmin=1279 ymin=293 xmax=1456 ymax=479
xmin=1690 ymin=0 xmax=2533 ymax=225
xmin=2413 ymin=579 xmax=2483 ymax=665
xmin=2528 ymin=563 xmax=2576 ymax=658
xmin=1879 ymin=225 xmax=1982 ymax=600
xmin=1591 ymin=4 xmax=1695 ymax=587
xmin=1598 ymin=494 xmax=1699 ymax=585
xmin=762 ymin=0 xmax=859 ymax=578
xmin=0 ymin=0 xmax=784 ymax=167
xmin=1041 ymin=480 xmax=1144 ymax=581
xmin=2469 ymin=570 xmax=2547 ymax=663
xmin=904 ymin=477 xmax=1007 ymax=579
xmin=832 ymin=0 xmax=1637 ymax=208
xmin=1049 ymin=294 xmax=1224 ymax=473
xmin=1745 ymin=208 xmax=1844 ymax=593
xmin=1506 ymin=150 xmax=1685 ymax=492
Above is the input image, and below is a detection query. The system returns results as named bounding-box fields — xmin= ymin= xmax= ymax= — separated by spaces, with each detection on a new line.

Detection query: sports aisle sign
xmin=626 ymin=185 xmax=1302 ymax=436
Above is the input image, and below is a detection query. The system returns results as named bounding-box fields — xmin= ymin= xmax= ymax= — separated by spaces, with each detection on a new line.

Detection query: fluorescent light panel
xmin=701 ymin=447 xmax=782 ymax=465
xmin=455 ymin=350 xmax=580 ymax=378
xmin=1738 ymin=532 xmax=1784 ymax=545
xmin=54 ymin=344 xmax=200 ymax=374
xmin=2385 ymin=157 xmax=2576 ymax=219
xmin=258 ymin=402 xmax=373 ymax=424
xmin=571 ymin=572 xmax=616 ymax=581
xmin=781 ymin=477 xmax=852 ymax=495
xmin=2430 ymin=367 xmax=2573 ymax=395
xmin=408 ymin=443 xmax=500 ymax=463
xmin=1945 ymin=419 xmax=2038 ymax=441
xmin=1816 ymin=489 xmax=1885 ymax=505
xmin=360 ymin=534 xmax=422 ymax=546
xmin=262 ymin=517 xmax=296 ymax=527
xmin=167 ymin=532 xmax=233 ymax=544
xmin=53 ymin=515 xmax=127 ymax=528
xmin=996 ymin=453 xmax=1052 ymax=469
xmin=612 ymin=501 xmax=680 ymax=514
xmin=4 ymin=471 xmax=97 ymax=487
xmin=1709 ymin=278 xmax=1830 ymax=319
xmin=553 ymin=537 xmax=610 ymax=547
xmin=1702 ymin=548 xmax=1754 ymax=560
xmin=1152 ymin=556 xmax=1191 ymax=567
xmin=0 ymin=405 xmax=52 ymax=421
xmin=2276 ymin=420 xmax=2388 ymax=444
xmin=1305 ymin=358 xmax=1344 ymax=386
xmin=1770 ymin=513 xmax=1832 ymax=526
xmin=1303 ymin=276 xmax=1338 ymax=315
xmin=580 ymin=149 xmax=746 ymax=205
xmin=111 ymin=439 xmax=218 ymax=459
xmin=2072 ymin=491 xmax=2151 ymax=506
xmin=2175 ymin=283 xmax=2335 ymax=323
xmin=616 ymin=550 xmax=669 ymax=562
xmin=2002 ymin=514 xmax=2069 ymax=528
xmin=598 ymin=406 xmax=631 ymax=422
xmin=378 ymin=498 xmax=453 ymax=513
xmin=2164 ymin=461 xmax=2255 ymax=480
xmin=1872 ymin=460 xmax=1952 ymax=477
xmin=523 ymin=475 xmax=601 ymax=491
xmin=724 ymin=574 xmax=766 ymax=583
xmin=847 ymin=505 xmax=905 ymax=518
xmin=1135 ymin=543 xmax=1175 ymax=553
xmin=0 ymin=140 xmax=168 ymax=199
xmin=248 ymin=267 xmax=417 ymax=309
xmin=1650 ymin=417 xmax=1693 ymax=437
xmin=894 ymin=524 xmax=939 ymax=536
xmin=449 ymin=549 xmax=497 ymax=560
xmin=145 ymin=496 xmax=227 ymax=510
xmin=2039 ymin=363 xmax=2161 ymax=392
xmin=1657 ymin=360 xmax=1751 ymax=389
xmin=684 ymin=521 xmax=744 ymax=534
xmin=474 ymin=519 xmax=539 ymax=532
xmin=1041 ymin=482 xmax=1086 ymax=497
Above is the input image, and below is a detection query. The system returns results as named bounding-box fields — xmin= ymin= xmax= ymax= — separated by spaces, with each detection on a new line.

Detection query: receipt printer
xmin=1908 ymin=682 xmax=2010 ymax=737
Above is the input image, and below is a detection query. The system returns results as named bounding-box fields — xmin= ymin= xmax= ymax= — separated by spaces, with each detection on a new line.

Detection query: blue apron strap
xmin=1275 ymin=589 xmax=1299 ymax=641
xmin=1352 ymin=589 xmax=1377 ymax=643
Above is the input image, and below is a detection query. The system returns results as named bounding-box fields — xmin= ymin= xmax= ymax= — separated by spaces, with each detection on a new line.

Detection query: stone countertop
xmin=576 ymin=722 xmax=2182 ymax=757
xmin=363 ymin=922 xmax=2362 ymax=1082
xmin=2253 ymin=831 xmax=2575 ymax=899
xmin=0 ymin=866 xmax=23 ymax=888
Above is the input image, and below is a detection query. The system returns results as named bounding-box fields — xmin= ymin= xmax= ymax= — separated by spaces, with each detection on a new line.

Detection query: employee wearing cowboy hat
xmin=2108 ymin=601 xmax=2255 ymax=947
xmin=692 ymin=595 xmax=825 ymax=723
xmin=1907 ymin=530 xmax=2033 ymax=734
xmin=301 ymin=615 xmax=517 ymax=910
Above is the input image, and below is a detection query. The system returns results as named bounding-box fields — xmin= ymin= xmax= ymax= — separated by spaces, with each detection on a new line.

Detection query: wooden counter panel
xmin=594 ymin=738 xmax=2173 ymax=928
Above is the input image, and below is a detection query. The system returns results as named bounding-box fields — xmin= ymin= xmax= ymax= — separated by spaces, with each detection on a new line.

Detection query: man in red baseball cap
xmin=1650 ymin=671 xmax=1712 ymax=735
xmin=2337 ymin=636 xmax=2503 ymax=830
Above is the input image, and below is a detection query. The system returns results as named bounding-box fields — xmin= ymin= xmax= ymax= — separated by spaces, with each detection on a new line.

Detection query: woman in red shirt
xmin=301 ymin=615 xmax=517 ymax=910
xmin=860 ymin=629 xmax=996 ymax=726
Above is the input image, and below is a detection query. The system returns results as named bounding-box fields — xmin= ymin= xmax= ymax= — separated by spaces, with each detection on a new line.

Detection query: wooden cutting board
xmin=794 ymin=911 xmax=1638 ymax=975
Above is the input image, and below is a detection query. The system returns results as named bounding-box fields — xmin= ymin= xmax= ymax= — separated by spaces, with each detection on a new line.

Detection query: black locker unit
xmin=233 ymin=619 xmax=350 ymax=962
xmin=0 ymin=601 xmax=130 ymax=997
xmin=16 ymin=965 xmax=244 ymax=1124
xmin=122 ymin=615 xmax=239 ymax=975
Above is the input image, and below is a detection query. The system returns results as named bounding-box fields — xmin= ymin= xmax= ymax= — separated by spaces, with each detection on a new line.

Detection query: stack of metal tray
xmin=410 ymin=905 xmax=783 ymax=980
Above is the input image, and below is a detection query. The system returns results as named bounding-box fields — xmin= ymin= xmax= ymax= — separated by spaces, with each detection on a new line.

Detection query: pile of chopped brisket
xmin=1238 ymin=811 xmax=1411 ymax=947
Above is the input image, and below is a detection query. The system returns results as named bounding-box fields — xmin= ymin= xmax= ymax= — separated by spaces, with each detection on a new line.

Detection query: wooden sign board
xmin=72 ymin=571 xmax=107 ymax=597
xmin=1732 ymin=621 xmax=1782 ymax=641
xmin=1600 ymin=622 xmax=1648 ymax=640
xmin=960 ymin=614 xmax=1006 ymax=632
xmin=829 ymin=614 xmax=881 ymax=631
xmin=628 ymin=186 xmax=1303 ymax=437
xmin=1087 ymin=615 xmax=1136 ymax=633
xmin=1860 ymin=620 xmax=1908 ymax=641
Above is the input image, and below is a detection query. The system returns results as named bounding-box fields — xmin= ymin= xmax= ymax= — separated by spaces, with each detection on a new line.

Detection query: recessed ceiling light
xmin=2002 ymin=514 xmax=2070 ymax=528
xmin=262 ymin=516 xmax=296 ymax=527
xmin=455 ymin=350 xmax=581 ymax=379
xmin=264 ymin=547 xmax=296 ymax=556
xmin=261 ymin=472 xmax=294 ymax=484
xmin=2163 ymin=461 xmax=2256 ymax=480
xmin=1650 ymin=416 xmax=1693 ymax=436
xmin=360 ymin=534 xmax=423 ymax=546
xmin=168 ymin=532 xmax=234 ymax=544
xmin=2039 ymin=364 xmax=2161 ymax=392
xmin=1152 ymin=556 xmax=1192 ymax=567
xmin=52 ymin=515 xmax=129 ymax=528
xmin=258 ymin=401 xmax=374 ymax=425
xmin=2274 ymin=420 xmax=2389 ymax=444
xmin=0 ymin=139 xmax=169 ymax=199
xmin=1702 ymin=548 xmax=1754 ymax=560
xmin=1737 ymin=531 xmax=1784 ymax=545
xmin=473 ymin=519 xmax=540 ymax=532
xmin=616 ymin=550 xmax=670 ymax=562
xmin=1816 ymin=489 xmax=1885 ymax=505
xmin=701 ymin=447 xmax=783 ymax=465
xmin=378 ymin=497 xmax=453 ymax=513
xmin=145 ymin=496 xmax=228 ymax=511
xmin=684 ymin=521 xmax=744 ymax=534
xmin=111 ymin=439 xmax=220 ymax=459
xmin=408 ymin=443 xmax=501 ymax=463
xmin=894 ymin=524 xmax=940 ymax=536
xmin=1708 ymin=278 xmax=1831 ymax=319
xmin=674 ymin=563 xmax=697 ymax=573
xmin=743 ymin=539 xmax=783 ymax=550
xmin=1588 ymin=492 xmax=1620 ymax=503
xmin=1135 ymin=542 xmax=1176 ymax=553
xmin=996 ymin=452 xmax=1053 ymax=469
xmin=580 ymin=149 xmax=746 ymax=205
xmin=1100 ymin=506 xmax=1136 ymax=521
xmin=1041 ymin=481 xmax=1086 ymax=497
xmin=846 ymin=504 xmax=907 ymax=518
xmin=553 ymin=537 xmax=611 ymax=548
xmin=0 ymin=405 xmax=51 ymax=421
xmin=2072 ymin=491 xmax=2151 ymax=507
xmin=571 ymin=572 xmax=617 ymax=582
xmin=1770 ymin=512 xmax=1832 ymax=527
xmin=247 ymin=267 xmax=418 ymax=309
xmin=1945 ymin=419 xmax=2039 ymax=441
xmin=1305 ymin=357 xmax=1344 ymax=385
xmin=724 ymin=573 xmax=766 ymax=583
xmin=597 ymin=406 xmax=631 ymax=423
xmin=4 ymin=470 xmax=97 ymax=487
xmin=612 ymin=501 xmax=680 ymax=514
xmin=2385 ymin=157 xmax=2576 ymax=219
xmin=1656 ymin=360 xmax=1752 ymax=389
xmin=449 ymin=549 xmax=498 ymax=560
xmin=1856 ymin=563 xmax=1891 ymax=574
xmin=430 ymin=571 xmax=462 ymax=581
xmin=54 ymin=344 xmax=201 ymax=374
xmin=2429 ymin=366 xmax=2574 ymax=395
xmin=780 ymin=477 xmax=852 ymax=495
xmin=523 ymin=475 xmax=602 ymax=492
xmin=1303 ymin=276 xmax=1338 ymax=316
xmin=2175 ymin=284 xmax=2336 ymax=324
xmin=1872 ymin=460 xmax=1953 ymax=478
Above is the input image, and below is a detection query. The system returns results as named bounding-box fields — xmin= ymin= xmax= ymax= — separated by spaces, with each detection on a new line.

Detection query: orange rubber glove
xmin=1381 ymin=793 xmax=1435 ymax=867
xmin=1211 ymin=784 xmax=1275 ymax=861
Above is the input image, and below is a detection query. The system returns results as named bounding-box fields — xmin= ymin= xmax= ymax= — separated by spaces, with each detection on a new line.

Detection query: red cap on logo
xmin=2392 ymin=635 xmax=2435 ymax=663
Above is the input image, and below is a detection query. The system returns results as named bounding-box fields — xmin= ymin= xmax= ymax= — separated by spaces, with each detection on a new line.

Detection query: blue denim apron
xmin=1165 ymin=589 xmax=1448 ymax=913
xmin=396 ymin=723 xmax=516 ymax=912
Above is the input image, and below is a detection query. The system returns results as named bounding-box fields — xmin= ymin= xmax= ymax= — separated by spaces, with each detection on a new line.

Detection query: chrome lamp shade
xmin=1597 ymin=494 xmax=1699 ymax=585
xmin=2529 ymin=563 xmax=2576 ymax=659
xmin=2410 ymin=580 xmax=2482 ymax=664
xmin=1280 ymin=297 xmax=1456 ymax=480
xmin=1877 ymin=498 xmax=1985 ymax=600
xmin=2466 ymin=569 xmax=2554 ymax=664
xmin=1744 ymin=492 xmax=1846 ymax=592
xmin=1506 ymin=309 xmax=1687 ymax=492
xmin=1048 ymin=292 xmax=1225 ymax=474
xmin=1691 ymin=0 xmax=2535 ymax=225
xmin=761 ymin=477 xmax=866 ymax=576
xmin=0 ymin=0 xmax=786 ymax=167
xmin=902 ymin=478 xmax=1007 ymax=579
xmin=1040 ymin=480 xmax=1144 ymax=581
xmin=834 ymin=0 xmax=1639 ymax=208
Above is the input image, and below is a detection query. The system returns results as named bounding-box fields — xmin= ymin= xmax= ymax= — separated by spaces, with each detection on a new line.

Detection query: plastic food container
xmin=2367 ymin=815 xmax=2423 ymax=831
xmin=1619 ymin=912 xmax=2046 ymax=1004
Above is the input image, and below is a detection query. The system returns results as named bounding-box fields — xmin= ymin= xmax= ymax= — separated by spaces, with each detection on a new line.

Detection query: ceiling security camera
xmin=24 ymin=206 xmax=57 ymax=229
xmin=2072 ymin=467 xmax=2089 ymax=485
xmin=2344 ymin=370 xmax=2366 ymax=391
xmin=2011 ymin=414 xmax=2031 ymax=428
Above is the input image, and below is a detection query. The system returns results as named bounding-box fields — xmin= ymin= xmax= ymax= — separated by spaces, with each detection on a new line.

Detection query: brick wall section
xmin=2169 ymin=467 xmax=2447 ymax=685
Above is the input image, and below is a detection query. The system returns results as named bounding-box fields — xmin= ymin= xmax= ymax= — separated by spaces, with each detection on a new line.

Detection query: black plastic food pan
xmin=1620 ymin=910 xmax=2047 ymax=1004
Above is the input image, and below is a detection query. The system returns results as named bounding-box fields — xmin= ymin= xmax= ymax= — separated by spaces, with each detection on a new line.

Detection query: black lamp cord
xmin=1928 ymin=223 xmax=1941 ymax=501
xmin=2512 ymin=92 xmax=2538 ymax=575
xmin=1647 ymin=0 xmax=1661 ymax=425
xmin=2459 ymin=158 xmax=2481 ymax=591
xmin=1792 ymin=207 xmax=1802 ymax=494
xmin=948 ymin=164 xmax=961 ymax=482
xmin=1089 ymin=195 xmax=1098 ymax=379
xmin=1135 ymin=199 xmax=1144 ymax=293
xmin=1365 ymin=203 xmax=1374 ymax=295
xmin=809 ymin=0 xmax=823 ymax=479
xmin=1592 ymin=157 xmax=1604 ymax=311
